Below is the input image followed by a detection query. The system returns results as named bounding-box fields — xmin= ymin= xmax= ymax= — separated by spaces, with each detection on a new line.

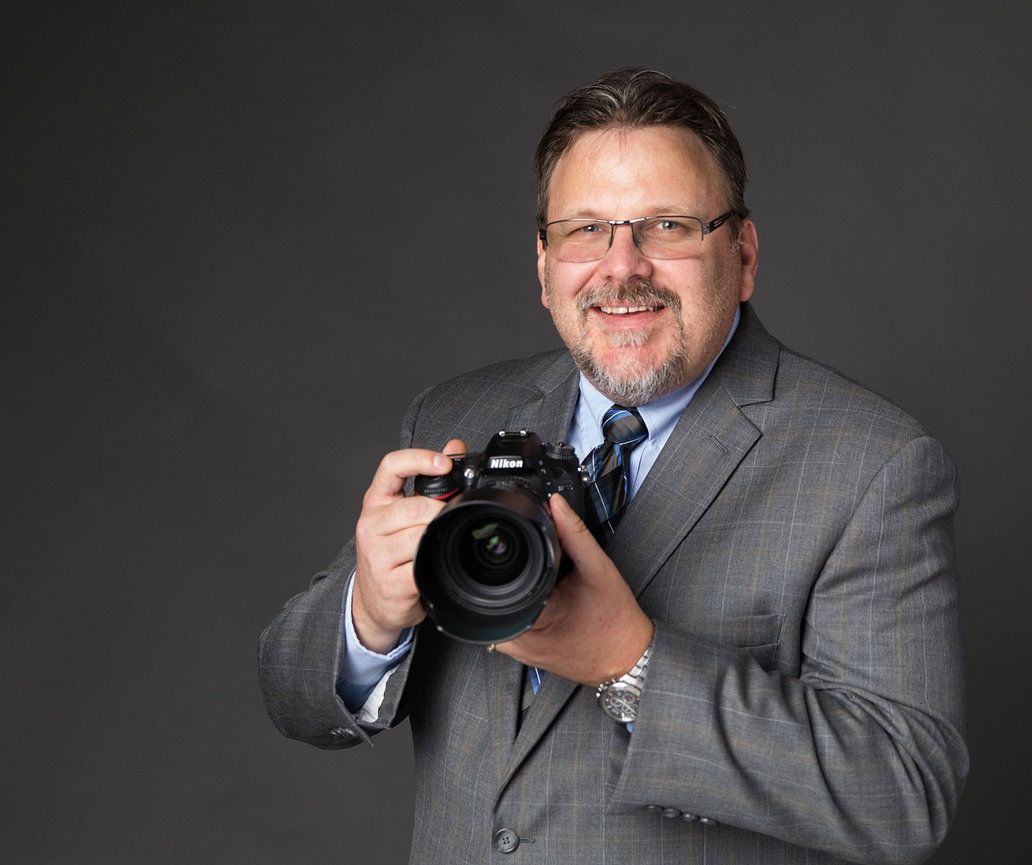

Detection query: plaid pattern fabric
xmin=585 ymin=405 xmax=649 ymax=541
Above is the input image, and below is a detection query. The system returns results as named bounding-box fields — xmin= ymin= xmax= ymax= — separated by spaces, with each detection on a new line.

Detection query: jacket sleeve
xmin=257 ymin=542 xmax=420 ymax=749
xmin=609 ymin=435 xmax=968 ymax=865
xmin=256 ymin=385 xmax=435 ymax=749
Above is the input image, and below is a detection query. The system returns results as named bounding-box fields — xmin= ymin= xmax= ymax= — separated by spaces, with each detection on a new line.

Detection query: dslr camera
xmin=413 ymin=430 xmax=589 ymax=644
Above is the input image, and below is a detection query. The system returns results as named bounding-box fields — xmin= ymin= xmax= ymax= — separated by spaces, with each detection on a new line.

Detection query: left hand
xmin=494 ymin=493 xmax=655 ymax=686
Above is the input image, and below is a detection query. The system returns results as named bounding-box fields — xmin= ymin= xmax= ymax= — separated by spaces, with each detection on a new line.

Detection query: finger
xmin=378 ymin=561 xmax=424 ymax=605
xmin=492 ymin=630 xmax=536 ymax=663
xmin=490 ymin=639 xmax=525 ymax=664
xmin=361 ymin=524 xmax=434 ymax=573
xmin=526 ymin=588 xmax=563 ymax=632
xmin=370 ymin=494 xmax=447 ymax=537
xmin=494 ymin=604 xmax=562 ymax=662
xmin=549 ymin=493 xmax=609 ymax=573
xmin=354 ymin=560 xmax=418 ymax=606
xmin=367 ymin=448 xmax=454 ymax=501
xmin=441 ymin=437 xmax=468 ymax=457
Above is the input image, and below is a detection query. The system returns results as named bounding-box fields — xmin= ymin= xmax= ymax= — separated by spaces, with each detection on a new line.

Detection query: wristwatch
xmin=595 ymin=640 xmax=654 ymax=724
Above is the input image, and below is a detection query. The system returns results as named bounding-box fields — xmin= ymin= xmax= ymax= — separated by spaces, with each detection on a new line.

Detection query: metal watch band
xmin=595 ymin=640 xmax=654 ymax=724
xmin=596 ymin=640 xmax=654 ymax=694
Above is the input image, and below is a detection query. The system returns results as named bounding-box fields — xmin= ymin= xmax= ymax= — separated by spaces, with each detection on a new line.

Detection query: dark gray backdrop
xmin=5 ymin=3 xmax=1030 ymax=863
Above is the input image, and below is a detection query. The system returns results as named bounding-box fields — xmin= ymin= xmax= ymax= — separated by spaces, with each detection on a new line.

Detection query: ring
xmin=486 ymin=644 xmax=497 ymax=653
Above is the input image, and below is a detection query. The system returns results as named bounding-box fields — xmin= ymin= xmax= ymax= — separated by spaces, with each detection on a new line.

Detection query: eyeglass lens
xmin=545 ymin=217 xmax=706 ymax=262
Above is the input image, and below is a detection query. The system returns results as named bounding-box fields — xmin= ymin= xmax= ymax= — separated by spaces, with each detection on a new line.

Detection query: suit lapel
xmin=483 ymin=649 xmax=525 ymax=756
xmin=606 ymin=371 xmax=762 ymax=598
xmin=500 ymin=661 xmax=580 ymax=787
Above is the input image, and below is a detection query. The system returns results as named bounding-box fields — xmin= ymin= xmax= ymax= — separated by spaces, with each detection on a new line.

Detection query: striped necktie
xmin=520 ymin=405 xmax=649 ymax=721
xmin=585 ymin=405 xmax=649 ymax=542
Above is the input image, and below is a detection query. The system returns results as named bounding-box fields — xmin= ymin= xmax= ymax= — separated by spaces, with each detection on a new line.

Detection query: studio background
xmin=5 ymin=3 xmax=1030 ymax=863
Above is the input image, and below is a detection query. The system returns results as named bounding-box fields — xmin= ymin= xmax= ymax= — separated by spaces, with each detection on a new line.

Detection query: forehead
xmin=546 ymin=126 xmax=724 ymax=219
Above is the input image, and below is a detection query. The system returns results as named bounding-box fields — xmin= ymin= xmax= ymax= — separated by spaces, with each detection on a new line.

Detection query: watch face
xmin=600 ymin=682 xmax=641 ymax=723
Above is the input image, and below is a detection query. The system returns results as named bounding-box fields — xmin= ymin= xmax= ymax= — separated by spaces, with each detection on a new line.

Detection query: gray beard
xmin=571 ymin=334 xmax=691 ymax=406
xmin=569 ymin=281 xmax=692 ymax=406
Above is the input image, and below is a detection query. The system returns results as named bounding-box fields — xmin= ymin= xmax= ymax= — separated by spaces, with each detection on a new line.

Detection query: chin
xmin=577 ymin=343 xmax=690 ymax=406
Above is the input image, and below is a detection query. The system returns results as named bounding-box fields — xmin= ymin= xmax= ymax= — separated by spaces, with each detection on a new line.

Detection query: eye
xmin=558 ymin=221 xmax=608 ymax=240
xmin=643 ymin=217 xmax=700 ymax=241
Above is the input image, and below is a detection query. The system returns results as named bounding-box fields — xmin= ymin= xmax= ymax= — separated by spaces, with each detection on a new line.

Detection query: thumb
xmin=550 ymin=492 xmax=607 ymax=573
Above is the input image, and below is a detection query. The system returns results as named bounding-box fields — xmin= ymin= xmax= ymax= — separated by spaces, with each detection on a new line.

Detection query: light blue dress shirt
xmin=337 ymin=307 xmax=741 ymax=711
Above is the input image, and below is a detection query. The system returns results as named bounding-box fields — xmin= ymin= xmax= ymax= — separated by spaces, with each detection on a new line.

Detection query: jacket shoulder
xmin=400 ymin=348 xmax=573 ymax=448
xmin=768 ymin=342 xmax=935 ymax=458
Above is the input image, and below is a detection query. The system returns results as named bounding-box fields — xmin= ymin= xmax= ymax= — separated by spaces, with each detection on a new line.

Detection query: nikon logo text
xmin=488 ymin=457 xmax=524 ymax=470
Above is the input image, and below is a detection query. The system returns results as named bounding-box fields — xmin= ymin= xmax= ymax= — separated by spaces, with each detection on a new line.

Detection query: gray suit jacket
xmin=259 ymin=304 xmax=967 ymax=864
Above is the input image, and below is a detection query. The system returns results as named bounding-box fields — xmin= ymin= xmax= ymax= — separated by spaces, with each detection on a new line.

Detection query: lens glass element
xmin=460 ymin=521 xmax=526 ymax=586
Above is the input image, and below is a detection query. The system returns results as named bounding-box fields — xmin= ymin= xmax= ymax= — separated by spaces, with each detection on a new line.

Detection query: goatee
xmin=569 ymin=280 xmax=694 ymax=406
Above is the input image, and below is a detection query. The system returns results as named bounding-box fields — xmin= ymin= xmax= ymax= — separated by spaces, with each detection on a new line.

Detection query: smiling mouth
xmin=595 ymin=305 xmax=663 ymax=315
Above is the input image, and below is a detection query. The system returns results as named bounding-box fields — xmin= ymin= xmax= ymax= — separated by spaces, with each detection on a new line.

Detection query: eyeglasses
xmin=538 ymin=212 xmax=735 ymax=263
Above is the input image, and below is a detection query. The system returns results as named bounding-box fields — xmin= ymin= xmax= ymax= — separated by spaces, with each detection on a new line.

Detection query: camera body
xmin=413 ymin=430 xmax=589 ymax=644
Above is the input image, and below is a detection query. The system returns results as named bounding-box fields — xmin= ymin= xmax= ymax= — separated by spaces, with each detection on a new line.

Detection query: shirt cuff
xmin=337 ymin=576 xmax=413 ymax=712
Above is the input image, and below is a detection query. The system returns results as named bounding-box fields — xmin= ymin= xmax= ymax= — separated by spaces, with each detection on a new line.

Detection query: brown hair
xmin=533 ymin=68 xmax=750 ymax=235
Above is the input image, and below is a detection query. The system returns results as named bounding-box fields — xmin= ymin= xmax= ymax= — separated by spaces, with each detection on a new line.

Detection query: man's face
xmin=537 ymin=126 xmax=758 ymax=406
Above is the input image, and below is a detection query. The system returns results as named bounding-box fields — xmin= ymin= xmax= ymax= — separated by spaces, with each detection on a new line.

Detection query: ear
xmin=537 ymin=233 xmax=549 ymax=308
xmin=736 ymin=218 xmax=759 ymax=303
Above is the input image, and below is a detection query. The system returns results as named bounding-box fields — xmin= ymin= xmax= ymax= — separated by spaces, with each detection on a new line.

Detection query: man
xmin=259 ymin=69 xmax=967 ymax=863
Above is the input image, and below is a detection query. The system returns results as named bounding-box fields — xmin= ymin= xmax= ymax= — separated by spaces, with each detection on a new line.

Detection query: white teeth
xmin=599 ymin=305 xmax=656 ymax=315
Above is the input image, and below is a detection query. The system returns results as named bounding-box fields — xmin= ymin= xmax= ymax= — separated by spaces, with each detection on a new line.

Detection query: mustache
xmin=577 ymin=280 xmax=681 ymax=314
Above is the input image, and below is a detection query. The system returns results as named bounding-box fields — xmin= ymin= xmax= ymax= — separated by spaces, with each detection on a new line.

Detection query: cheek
xmin=543 ymin=263 xmax=591 ymax=311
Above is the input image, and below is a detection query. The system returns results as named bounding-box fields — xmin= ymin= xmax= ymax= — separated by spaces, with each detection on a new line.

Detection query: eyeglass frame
xmin=537 ymin=211 xmax=737 ymax=261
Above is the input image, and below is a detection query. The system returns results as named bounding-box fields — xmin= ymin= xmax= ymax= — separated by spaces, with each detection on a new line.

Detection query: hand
xmin=495 ymin=493 xmax=654 ymax=686
xmin=352 ymin=438 xmax=467 ymax=653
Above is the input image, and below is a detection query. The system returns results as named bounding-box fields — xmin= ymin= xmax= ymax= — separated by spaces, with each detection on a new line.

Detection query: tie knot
xmin=601 ymin=405 xmax=648 ymax=448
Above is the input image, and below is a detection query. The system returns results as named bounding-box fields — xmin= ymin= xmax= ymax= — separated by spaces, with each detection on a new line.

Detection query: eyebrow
xmin=556 ymin=206 xmax=699 ymax=220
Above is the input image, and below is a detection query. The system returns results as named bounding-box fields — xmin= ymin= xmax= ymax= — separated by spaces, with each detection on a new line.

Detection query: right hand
xmin=351 ymin=438 xmax=467 ymax=653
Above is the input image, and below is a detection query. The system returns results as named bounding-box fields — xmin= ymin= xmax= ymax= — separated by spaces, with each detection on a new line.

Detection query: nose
xmin=598 ymin=223 xmax=653 ymax=283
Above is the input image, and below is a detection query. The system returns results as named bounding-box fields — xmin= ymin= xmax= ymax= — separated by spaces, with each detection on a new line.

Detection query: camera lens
xmin=413 ymin=486 xmax=563 ymax=644
xmin=460 ymin=520 xmax=526 ymax=586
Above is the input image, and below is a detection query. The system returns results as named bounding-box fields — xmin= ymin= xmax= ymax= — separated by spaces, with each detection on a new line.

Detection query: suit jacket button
xmin=663 ymin=807 xmax=682 ymax=818
xmin=329 ymin=727 xmax=348 ymax=738
xmin=494 ymin=828 xmax=520 ymax=853
xmin=644 ymin=804 xmax=663 ymax=813
xmin=681 ymin=812 xmax=698 ymax=821
xmin=698 ymin=817 xmax=717 ymax=826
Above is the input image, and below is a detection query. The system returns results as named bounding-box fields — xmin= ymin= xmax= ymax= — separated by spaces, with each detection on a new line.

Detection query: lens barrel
xmin=414 ymin=487 xmax=560 ymax=644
